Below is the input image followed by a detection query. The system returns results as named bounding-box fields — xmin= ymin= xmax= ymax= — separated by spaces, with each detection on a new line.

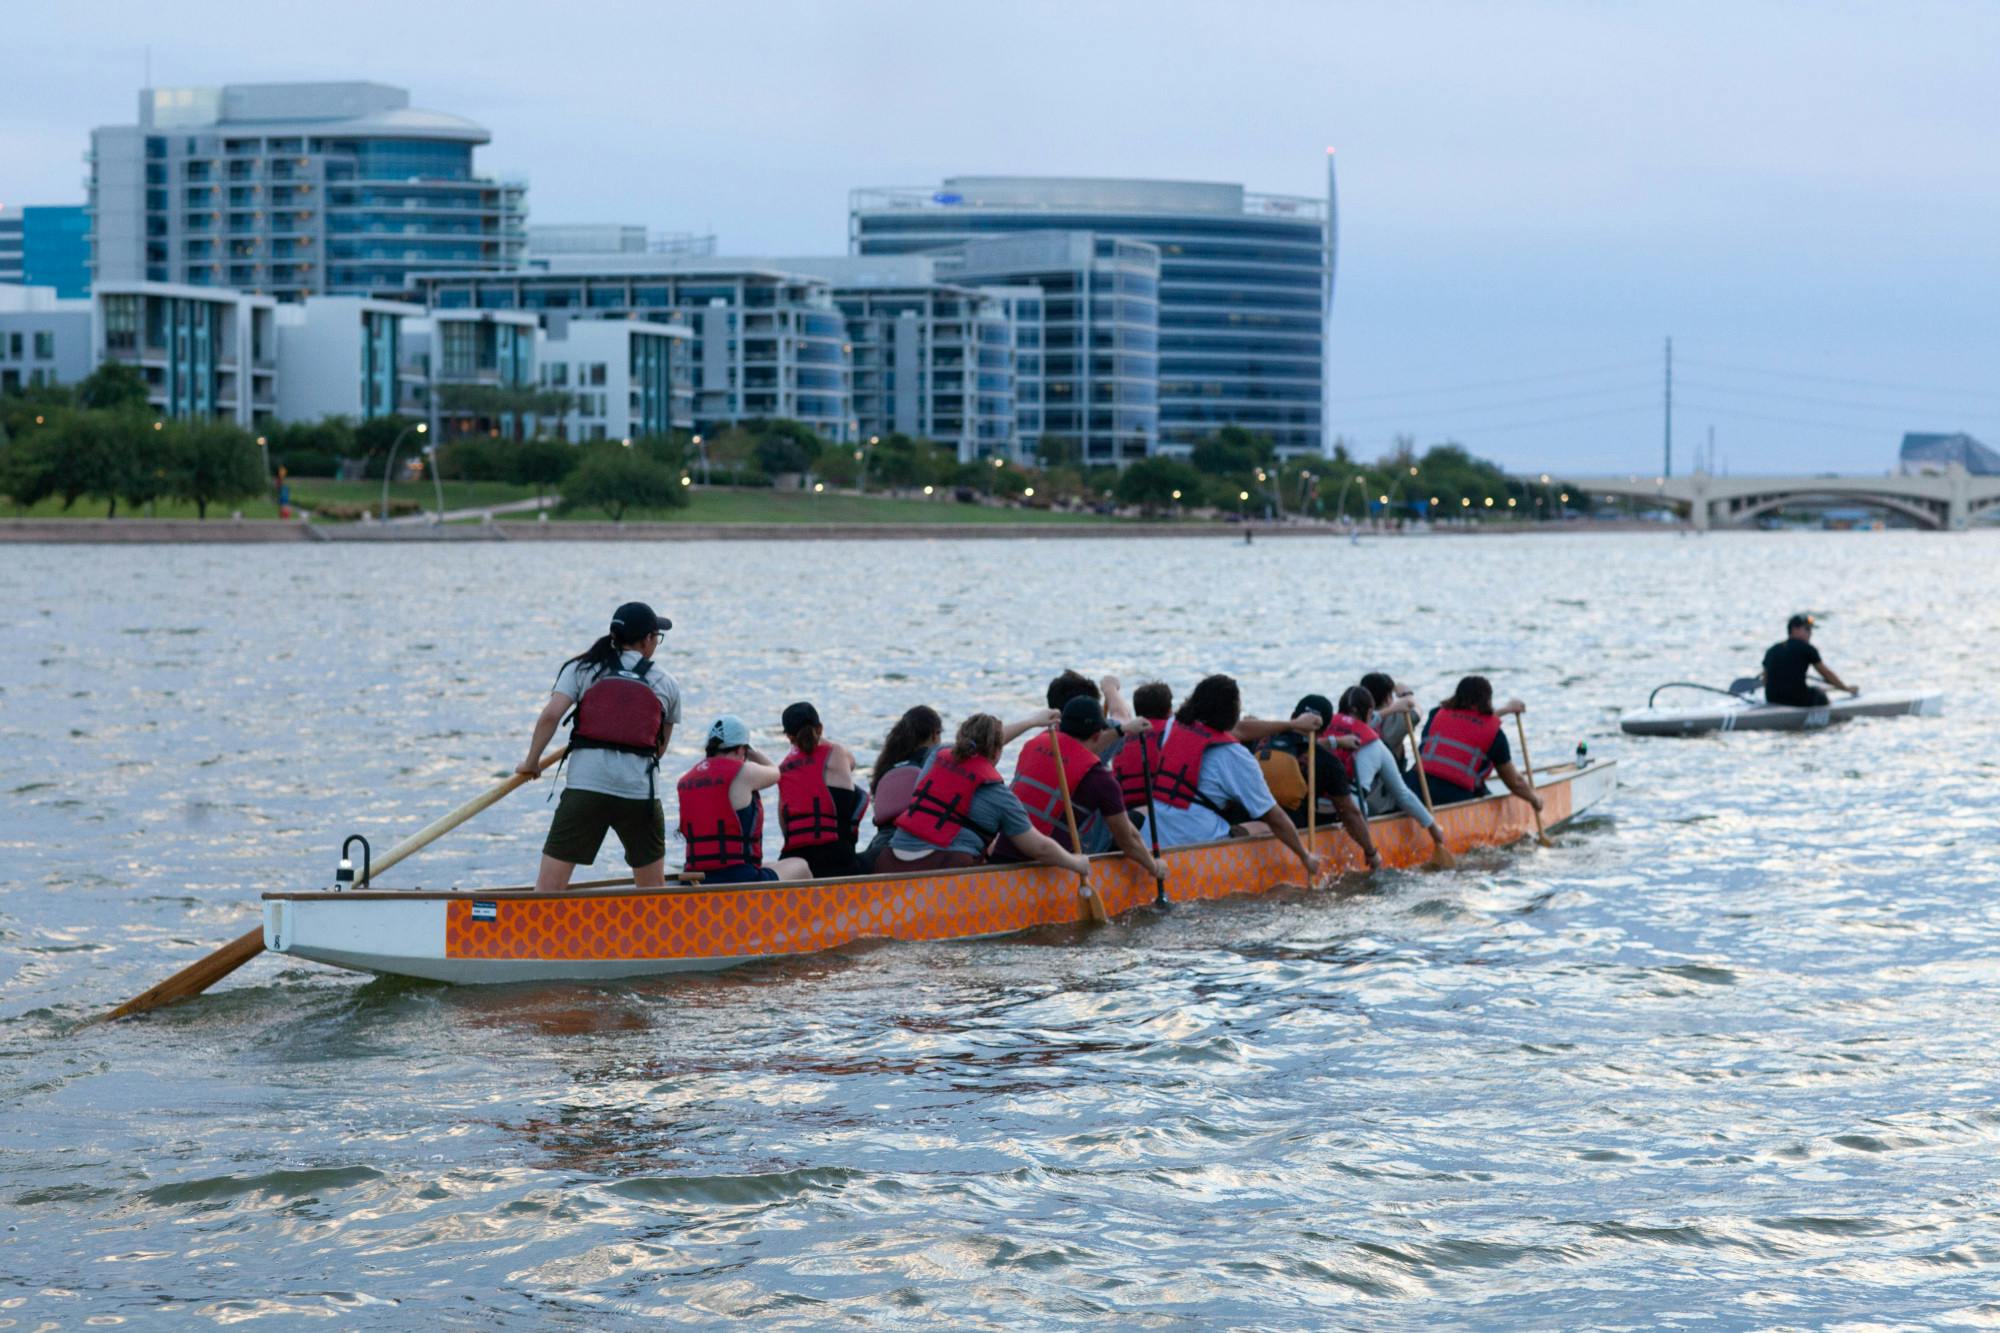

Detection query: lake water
xmin=3 ymin=531 xmax=1998 ymax=1327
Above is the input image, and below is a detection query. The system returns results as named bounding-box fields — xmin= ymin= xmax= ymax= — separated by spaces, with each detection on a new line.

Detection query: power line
xmin=1378 ymin=402 xmax=1657 ymax=438
xmin=1675 ymin=399 xmax=1902 ymax=439
xmin=1330 ymin=381 xmax=1655 ymax=427
xmin=1678 ymin=377 xmax=1999 ymax=418
xmin=1676 ymin=356 xmax=2000 ymax=403
xmin=1327 ymin=359 xmax=1655 ymax=404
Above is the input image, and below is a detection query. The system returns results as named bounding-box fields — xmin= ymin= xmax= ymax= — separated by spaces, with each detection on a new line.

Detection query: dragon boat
xmin=261 ymin=760 xmax=1617 ymax=984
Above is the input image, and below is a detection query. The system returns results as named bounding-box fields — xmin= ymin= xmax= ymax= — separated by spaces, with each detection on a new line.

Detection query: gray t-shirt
xmin=552 ymin=650 xmax=682 ymax=800
xmin=887 ymin=745 xmax=1031 ymax=859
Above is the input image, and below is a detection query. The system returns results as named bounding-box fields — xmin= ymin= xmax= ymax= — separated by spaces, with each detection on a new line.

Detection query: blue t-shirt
xmin=1148 ymin=722 xmax=1277 ymax=847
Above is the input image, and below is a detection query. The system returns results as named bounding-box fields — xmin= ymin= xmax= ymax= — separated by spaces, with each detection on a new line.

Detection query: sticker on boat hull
xmin=471 ymin=900 xmax=498 ymax=922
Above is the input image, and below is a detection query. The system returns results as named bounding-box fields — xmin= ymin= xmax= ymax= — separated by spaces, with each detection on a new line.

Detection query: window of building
xmin=6 ymin=332 xmax=20 ymax=359
xmin=33 ymin=331 xmax=54 ymax=360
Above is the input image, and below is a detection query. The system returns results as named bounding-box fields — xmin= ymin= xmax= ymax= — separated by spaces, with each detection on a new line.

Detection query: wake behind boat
xmin=1620 ymin=682 xmax=1942 ymax=736
xmin=261 ymin=759 xmax=1617 ymax=984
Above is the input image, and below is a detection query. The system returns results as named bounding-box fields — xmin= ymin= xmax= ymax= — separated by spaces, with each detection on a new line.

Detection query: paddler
xmin=1332 ymin=685 xmax=1452 ymax=863
xmin=1417 ymin=675 xmax=1543 ymax=812
xmin=1760 ymin=613 xmax=1855 ymax=706
xmin=1111 ymin=680 xmax=1175 ymax=812
xmin=518 ymin=601 xmax=682 ymax=891
xmin=1254 ymin=692 xmax=1384 ymax=872
xmin=1147 ymin=674 xmax=1324 ymax=884
xmin=992 ymin=695 xmax=1168 ymax=882
xmin=775 ymin=701 xmax=868 ymax=879
xmin=884 ymin=713 xmax=1089 ymax=875
xmin=1358 ymin=672 xmax=1420 ymax=813
xmin=676 ymin=715 xmax=810 ymax=883
xmin=859 ymin=705 xmax=944 ymax=871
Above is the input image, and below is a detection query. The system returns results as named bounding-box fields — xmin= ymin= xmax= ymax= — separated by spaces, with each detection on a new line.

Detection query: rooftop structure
xmin=1900 ymin=431 xmax=1999 ymax=477
xmin=89 ymin=82 xmax=526 ymax=302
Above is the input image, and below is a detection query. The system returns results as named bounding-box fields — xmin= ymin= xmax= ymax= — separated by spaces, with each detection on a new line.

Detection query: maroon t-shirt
xmin=990 ymin=762 xmax=1126 ymax=860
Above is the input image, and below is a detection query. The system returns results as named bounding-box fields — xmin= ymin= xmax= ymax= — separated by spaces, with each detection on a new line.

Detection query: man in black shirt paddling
xmin=1761 ymin=614 xmax=1855 ymax=707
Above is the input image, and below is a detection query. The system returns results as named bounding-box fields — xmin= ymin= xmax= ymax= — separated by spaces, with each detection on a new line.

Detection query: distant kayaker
xmin=677 ymin=715 xmax=810 ymax=883
xmin=1761 ymin=614 xmax=1855 ymax=707
xmin=776 ymin=701 xmax=868 ymax=880
xmin=1418 ymin=675 xmax=1544 ymax=812
xmin=1148 ymin=674 xmax=1325 ymax=885
xmin=885 ymin=713 xmax=1087 ymax=875
xmin=518 ymin=601 xmax=682 ymax=892
xmin=992 ymin=695 xmax=1168 ymax=882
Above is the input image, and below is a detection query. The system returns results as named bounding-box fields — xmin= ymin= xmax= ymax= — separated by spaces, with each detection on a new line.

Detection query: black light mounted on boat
xmin=336 ymin=835 xmax=372 ymax=892
xmin=1575 ymin=740 xmax=1590 ymax=769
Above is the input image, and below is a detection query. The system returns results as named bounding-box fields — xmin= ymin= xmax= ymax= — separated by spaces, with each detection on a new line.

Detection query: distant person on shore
xmin=885 ymin=713 xmax=1087 ymax=875
xmin=776 ymin=701 xmax=868 ymax=879
xmin=1418 ymin=675 xmax=1543 ymax=813
xmin=676 ymin=715 xmax=810 ymax=883
xmin=1148 ymin=674 xmax=1324 ymax=884
xmin=1332 ymin=686 xmax=1453 ymax=865
xmin=518 ymin=602 xmax=681 ymax=891
xmin=992 ymin=695 xmax=1167 ymax=882
xmin=1761 ymin=614 xmax=1855 ymax=706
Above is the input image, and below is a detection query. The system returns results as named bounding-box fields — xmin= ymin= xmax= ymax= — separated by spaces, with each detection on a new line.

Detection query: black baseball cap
xmin=1294 ymin=693 xmax=1335 ymax=726
xmin=610 ymin=601 xmax=671 ymax=640
xmin=1060 ymin=695 xmax=1109 ymax=739
xmin=781 ymin=701 xmax=821 ymax=734
xmin=1787 ymin=613 xmax=1815 ymax=631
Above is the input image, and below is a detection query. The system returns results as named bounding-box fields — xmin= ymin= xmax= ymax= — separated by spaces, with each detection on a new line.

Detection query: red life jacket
xmin=676 ymin=756 xmax=764 ymax=872
xmin=1111 ymin=719 xmax=1166 ymax=807
xmin=1010 ymin=730 xmax=1105 ymax=846
xmin=1150 ymin=720 xmax=1238 ymax=811
xmin=1420 ymin=708 xmax=1502 ymax=790
xmin=569 ymin=658 xmax=665 ymax=759
xmin=895 ymin=750 xmax=1004 ymax=848
xmin=1322 ymin=713 xmax=1380 ymax=783
xmin=778 ymin=745 xmax=842 ymax=852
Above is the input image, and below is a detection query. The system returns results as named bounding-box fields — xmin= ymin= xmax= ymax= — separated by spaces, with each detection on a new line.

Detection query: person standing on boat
xmin=677 ymin=716 xmax=810 ymax=883
xmin=1760 ymin=614 xmax=1856 ymax=707
xmin=1148 ymin=674 xmax=1324 ymax=884
xmin=519 ymin=602 xmax=682 ymax=892
xmin=992 ymin=695 xmax=1167 ymax=881
xmin=1333 ymin=686 xmax=1453 ymax=864
xmin=1418 ymin=675 xmax=1543 ymax=812
xmin=885 ymin=713 xmax=1087 ymax=876
xmin=776 ymin=701 xmax=868 ymax=880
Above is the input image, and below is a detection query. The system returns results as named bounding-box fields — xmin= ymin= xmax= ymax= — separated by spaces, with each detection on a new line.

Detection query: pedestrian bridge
xmin=1568 ymin=467 xmax=2000 ymax=531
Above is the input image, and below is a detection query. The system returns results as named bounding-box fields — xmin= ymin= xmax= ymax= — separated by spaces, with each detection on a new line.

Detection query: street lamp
xmin=255 ymin=434 xmax=269 ymax=482
xmin=379 ymin=420 xmax=429 ymax=521
xmin=692 ymin=433 xmax=708 ymax=486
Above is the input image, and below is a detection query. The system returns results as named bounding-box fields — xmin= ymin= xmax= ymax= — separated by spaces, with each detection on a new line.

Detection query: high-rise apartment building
xmin=852 ymin=175 xmax=1331 ymax=458
xmin=88 ymin=82 xmax=525 ymax=302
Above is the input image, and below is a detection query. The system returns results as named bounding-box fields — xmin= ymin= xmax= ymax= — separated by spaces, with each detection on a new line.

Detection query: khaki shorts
xmin=543 ymin=788 xmax=666 ymax=868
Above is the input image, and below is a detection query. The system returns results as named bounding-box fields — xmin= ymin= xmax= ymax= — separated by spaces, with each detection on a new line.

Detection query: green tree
xmin=170 ymin=419 xmax=265 ymax=519
xmin=265 ymin=417 xmax=355 ymax=478
xmin=1116 ymin=457 xmax=1203 ymax=512
xmin=513 ymin=438 xmax=577 ymax=507
xmin=561 ymin=450 xmax=684 ymax=521
xmin=111 ymin=414 xmax=174 ymax=516
xmin=74 ymin=361 xmax=152 ymax=412
xmin=353 ymin=414 xmax=425 ymax=473
xmin=1190 ymin=425 xmax=1275 ymax=477
xmin=49 ymin=410 xmax=131 ymax=513
xmin=0 ymin=431 xmax=59 ymax=510
xmin=751 ymin=421 xmax=821 ymax=477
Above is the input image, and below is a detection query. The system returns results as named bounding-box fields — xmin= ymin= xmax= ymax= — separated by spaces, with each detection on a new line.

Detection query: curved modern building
xmin=852 ymin=175 xmax=1331 ymax=458
xmin=89 ymin=82 xmax=526 ymax=302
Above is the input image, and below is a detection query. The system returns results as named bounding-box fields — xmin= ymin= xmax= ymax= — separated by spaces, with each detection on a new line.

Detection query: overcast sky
xmin=6 ymin=0 xmax=1997 ymax=474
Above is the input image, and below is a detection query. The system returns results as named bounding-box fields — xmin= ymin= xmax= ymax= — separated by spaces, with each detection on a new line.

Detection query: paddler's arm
xmin=1494 ymin=761 xmax=1544 ymax=813
xmin=1100 ymin=674 xmax=1132 ymax=722
xmin=1001 ymin=708 xmax=1059 ymax=744
xmin=517 ymin=692 xmax=572 ymax=777
xmin=1011 ymin=825 xmax=1090 ymax=877
xmin=1234 ymin=711 xmax=1323 ymax=743
xmin=1258 ymin=801 xmax=1323 ymax=881
xmin=1104 ymin=811 xmax=1165 ymax=883
xmin=1813 ymin=663 xmax=1856 ymax=694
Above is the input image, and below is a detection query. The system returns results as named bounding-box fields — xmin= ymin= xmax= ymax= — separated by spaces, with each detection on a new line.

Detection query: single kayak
xmin=261 ymin=760 xmax=1618 ymax=984
xmin=1620 ymin=686 xmax=1942 ymax=737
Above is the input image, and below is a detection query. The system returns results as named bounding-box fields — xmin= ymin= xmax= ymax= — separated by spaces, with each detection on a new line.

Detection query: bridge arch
xmin=1723 ymin=490 xmax=1946 ymax=531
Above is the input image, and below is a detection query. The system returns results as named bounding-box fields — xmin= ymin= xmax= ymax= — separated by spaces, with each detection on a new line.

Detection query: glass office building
xmin=852 ymin=176 xmax=1330 ymax=458
xmin=89 ymin=82 xmax=526 ymax=303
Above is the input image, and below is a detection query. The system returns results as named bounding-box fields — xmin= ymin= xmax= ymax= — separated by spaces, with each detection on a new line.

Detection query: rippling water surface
xmin=3 ymin=531 xmax=1998 ymax=1327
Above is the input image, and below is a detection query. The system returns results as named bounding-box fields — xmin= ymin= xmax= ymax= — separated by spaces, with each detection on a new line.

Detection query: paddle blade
xmin=89 ymin=926 xmax=266 ymax=1025
xmin=1727 ymin=677 xmax=1760 ymax=696
xmin=1428 ymin=842 xmax=1458 ymax=870
xmin=1080 ymin=882 xmax=1109 ymax=926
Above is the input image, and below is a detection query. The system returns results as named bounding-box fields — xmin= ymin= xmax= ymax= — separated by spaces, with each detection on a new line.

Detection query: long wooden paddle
xmin=1046 ymin=727 xmax=1109 ymax=925
xmin=1405 ymin=707 xmax=1455 ymax=869
xmin=90 ymin=747 xmax=569 ymax=1024
xmin=1512 ymin=715 xmax=1554 ymax=848
xmin=1137 ymin=728 xmax=1168 ymax=907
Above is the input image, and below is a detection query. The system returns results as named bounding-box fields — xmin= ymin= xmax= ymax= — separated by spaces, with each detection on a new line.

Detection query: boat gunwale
xmin=261 ymin=759 xmax=1614 ymax=904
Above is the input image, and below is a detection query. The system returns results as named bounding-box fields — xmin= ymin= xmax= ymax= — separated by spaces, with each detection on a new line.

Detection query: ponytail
xmin=952 ymin=713 xmax=1004 ymax=763
xmin=559 ymin=633 xmax=625 ymax=683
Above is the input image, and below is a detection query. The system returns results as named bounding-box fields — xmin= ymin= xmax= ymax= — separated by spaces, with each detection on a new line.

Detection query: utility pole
xmin=1706 ymin=424 xmax=1715 ymax=475
xmin=1663 ymin=337 xmax=1674 ymax=478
